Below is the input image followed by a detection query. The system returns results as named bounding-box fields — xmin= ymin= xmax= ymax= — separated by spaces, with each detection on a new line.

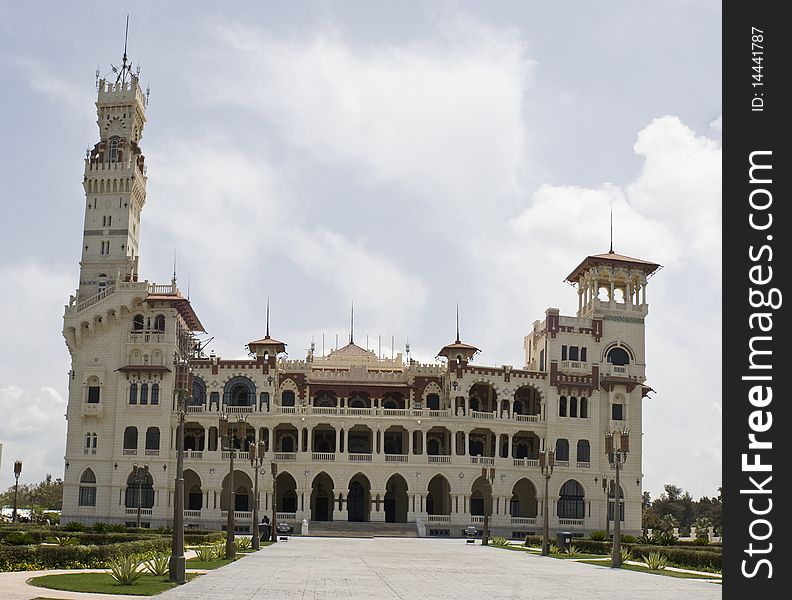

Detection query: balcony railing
xmin=221 ymin=511 xmax=252 ymax=520
xmin=427 ymin=409 xmax=451 ymax=418
xmin=558 ymin=518 xmax=584 ymax=526
xmin=312 ymin=452 xmax=335 ymax=461
xmin=224 ymin=406 xmax=253 ymax=414
xmin=511 ymin=517 xmax=537 ymax=525
xmin=385 ymin=454 xmax=408 ymax=462
xmin=348 ymin=453 xmax=372 ymax=462
xmin=222 ymin=451 xmax=249 ymax=460
xmin=470 ymin=516 xmax=485 ymax=523
xmin=128 ymin=331 xmax=165 ymax=344
xmin=425 ymin=515 xmax=451 ymax=523
xmin=382 ymin=408 xmax=408 ymax=417
xmin=125 ymin=508 xmax=153 ymax=516
xmin=274 ymin=452 xmax=296 ymax=461
xmin=470 ymin=411 xmax=494 ymax=420
xmin=187 ymin=406 xmax=204 ymax=413
xmin=428 ymin=455 xmax=451 ymax=464
xmin=276 ymin=512 xmax=296 ymax=522
xmin=513 ymin=458 xmax=539 ymax=467
xmin=186 ymin=451 xmax=203 ymax=460
xmin=312 ymin=407 xmax=339 ymax=415
xmin=184 ymin=510 xmax=202 ymax=518
xmin=470 ymin=456 xmax=494 ymax=465
xmin=514 ymin=414 xmax=541 ymax=422
xmin=576 ymin=461 xmax=591 ymax=468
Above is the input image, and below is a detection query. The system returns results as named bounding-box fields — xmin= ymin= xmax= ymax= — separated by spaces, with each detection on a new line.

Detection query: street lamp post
xmin=600 ymin=475 xmax=611 ymax=538
xmin=132 ymin=463 xmax=150 ymax=529
xmin=270 ymin=461 xmax=278 ymax=543
xmin=219 ymin=413 xmax=235 ymax=559
xmin=169 ymin=376 xmax=188 ymax=584
xmin=480 ymin=467 xmax=495 ymax=546
xmin=250 ymin=441 xmax=266 ymax=550
xmin=605 ymin=429 xmax=630 ymax=568
xmin=539 ymin=448 xmax=555 ymax=556
xmin=12 ymin=461 xmax=22 ymax=523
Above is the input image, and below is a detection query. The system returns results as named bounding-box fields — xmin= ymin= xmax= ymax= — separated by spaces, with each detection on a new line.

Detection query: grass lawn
xmin=28 ymin=573 xmax=199 ymax=596
xmin=186 ymin=557 xmax=236 ymax=570
xmin=577 ymin=560 xmax=721 ymax=580
xmin=490 ymin=545 xmax=605 ymax=560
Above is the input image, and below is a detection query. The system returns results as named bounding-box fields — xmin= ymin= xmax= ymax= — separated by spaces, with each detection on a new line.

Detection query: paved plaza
xmin=156 ymin=537 xmax=721 ymax=600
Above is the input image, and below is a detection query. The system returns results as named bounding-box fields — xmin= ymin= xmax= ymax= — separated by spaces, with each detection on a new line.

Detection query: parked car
xmin=276 ymin=522 xmax=293 ymax=534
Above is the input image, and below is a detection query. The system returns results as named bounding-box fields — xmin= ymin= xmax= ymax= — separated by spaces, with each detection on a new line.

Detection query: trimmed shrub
xmin=1 ymin=532 xmax=36 ymax=546
xmin=562 ymin=539 xmax=610 ymax=555
xmin=0 ymin=538 xmax=170 ymax=572
xmin=61 ymin=522 xmax=87 ymax=532
xmin=185 ymin=532 xmax=225 ymax=545
xmin=620 ymin=535 xmax=637 ymax=544
xmin=589 ymin=530 xmax=607 ymax=541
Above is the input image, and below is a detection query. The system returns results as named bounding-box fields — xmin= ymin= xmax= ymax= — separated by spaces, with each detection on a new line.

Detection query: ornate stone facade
xmin=61 ymin=65 xmax=660 ymax=538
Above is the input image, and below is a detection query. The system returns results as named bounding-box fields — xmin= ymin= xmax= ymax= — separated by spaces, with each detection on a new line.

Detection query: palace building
xmin=60 ymin=59 xmax=660 ymax=538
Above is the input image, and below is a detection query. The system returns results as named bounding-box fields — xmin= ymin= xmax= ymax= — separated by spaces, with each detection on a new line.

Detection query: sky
xmin=0 ymin=1 xmax=721 ymax=501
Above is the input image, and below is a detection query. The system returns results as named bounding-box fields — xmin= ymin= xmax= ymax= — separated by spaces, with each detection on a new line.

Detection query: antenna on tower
xmin=115 ymin=14 xmax=132 ymax=84
xmin=609 ymin=199 xmax=614 ymax=254
xmin=187 ymin=274 xmax=191 ymax=300
xmin=406 ymin=336 xmax=411 ymax=363
xmin=145 ymin=85 xmax=150 ymax=105
xmin=95 ymin=65 xmax=100 ymax=90
xmin=172 ymin=250 xmax=177 ymax=285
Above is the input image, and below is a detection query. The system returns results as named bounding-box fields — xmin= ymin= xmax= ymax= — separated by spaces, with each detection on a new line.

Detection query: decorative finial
xmin=265 ymin=298 xmax=270 ymax=339
xmin=115 ymin=14 xmax=133 ymax=84
xmin=609 ymin=199 xmax=614 ymax=254
xmin=172 ymin=251 xmax=177 ymax=285
xmin=455 ymin=303 xmax=460 ymax=344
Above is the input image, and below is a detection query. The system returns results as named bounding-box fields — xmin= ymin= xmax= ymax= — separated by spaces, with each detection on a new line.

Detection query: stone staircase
xmin=306 ymin=521 xmax=418 ymax=538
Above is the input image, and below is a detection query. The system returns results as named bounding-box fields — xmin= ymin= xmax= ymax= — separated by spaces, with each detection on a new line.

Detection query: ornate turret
xmin=247 ymin=300 xmax=287 ymax=358
xmin=437 ymin=306 xmax=479 ymax=363
xmin=565 ymin=250 xmax=661 ymax=318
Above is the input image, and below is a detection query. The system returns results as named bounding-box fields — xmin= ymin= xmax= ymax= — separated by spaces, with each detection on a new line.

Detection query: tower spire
xmin=115 ymin=14 xmax=133 ymax=84
xmin=455 ymin=303 xmax=460 ymax=343
xmin=350 ymin=303 xmax=354 ymax=344
xmin=609 ymin=200 xmax=614 ymax=254
xmin=265 ymin=298 xmax=270 ymax=339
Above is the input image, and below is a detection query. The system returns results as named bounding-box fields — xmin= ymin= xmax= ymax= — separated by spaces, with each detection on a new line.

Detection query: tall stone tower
xmin=77 ymin=65 xmax=147 ymax=301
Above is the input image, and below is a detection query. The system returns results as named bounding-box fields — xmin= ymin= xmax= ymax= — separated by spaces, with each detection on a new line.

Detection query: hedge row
xmin=0 ymin=538 xmax=171 ymax=572
xmin=0 ymin=529 xmax=160 ymax=545
xmin=626 ymin=544 xmax=722 ymax=571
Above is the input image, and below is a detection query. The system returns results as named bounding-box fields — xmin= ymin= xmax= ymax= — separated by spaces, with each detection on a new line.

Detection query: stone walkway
xmin=156 ymin=537 xmax=722 ymax=600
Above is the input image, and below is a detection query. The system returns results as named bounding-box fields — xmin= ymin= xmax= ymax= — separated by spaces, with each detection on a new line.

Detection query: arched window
xmin=123 ymin=426 xmax=138 ymax=451
xmin=426 ymin=394 xmax=440 ymax=411
xmin=153 ymin=314 xmax=165 ymax=332
xmin=570 ymin=397 xmax=578 ymax=418
xmin=108 ymin=137 xmax=119 ymax=163
xmin=125 ymin=469 xmax=154 ymax=508
xmin=78 ymin=468 xmax=97 ymax=506
xmin=150 ymin=384 xmax=159 ymax=405
xmin=576 ymin=439 xmax=590 ymax=463
xmin=281 ymin=390 xmax=295 ymax=407
xmin=427 ymin=438 xmax=440 ymax=455
xmin=145 ymin=427 xmax=160 ymax=451
xmin=140 ymin=383 xmax=149 ymax=405
xmin=606 ymin=347 xmax=631 ymax=366
xmin=558 ymin=480 xmax=585 ymax=519
xmin=225 ymin=378 xmax=255 ymax=407
xmin=259 ymin=392 xmax=270 ymax=410
xmin=555 ymin=439 xmax=569 ymax=462
xmin=559 ymin=396 xmax=567 ymax=417
xmin=608 ymin=483 xmax=626 ymax=522
xmin=129 ymin=383 xmax=138 ymax=405
xmin=192 ymin=378 xmax=206 ymax=406
xmin=87 ymin=384 xmax=100 ymax=404
xmin=580 ymin=397 xmax=588 ymax=419
xmin=84 ymin=432 xmax=97 ymax=455
xmin=612 ymin=403 xmax=624 ymax=421
xmin=132 ymin=314 xmax=145 ymax=331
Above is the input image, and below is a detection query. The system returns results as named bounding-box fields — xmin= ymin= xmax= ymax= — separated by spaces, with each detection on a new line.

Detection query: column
xmin=307 ymin=427 xmax=313 ymax=453
xmin=609 ymin=278 xmax=615 ymax=302
xmin=371 ymin=491 xmax=386 ymax=522
xmin=335 ymin=427 xmax=341 ymax=455
xmin=268 ymin=427 xmax=274 ymax=453
xmin=506 ymin=434 xmax=512 ymax=459
xmin=422 ymin=430 xmax=427 ymax=455
xmin=578 ymin=288 xmax=583 ymax=312
xmin=408 ymin=429 xmax=414 ymax=455
xmin=464 ymin=432 xmax=469 ymax=456
xmin=642 ymin=280 xmax=647 ymax=304
xmin=203 ymin=427 xmax=210 ymax=452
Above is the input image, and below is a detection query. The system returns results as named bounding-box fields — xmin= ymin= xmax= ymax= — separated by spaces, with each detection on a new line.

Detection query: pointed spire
xmin=265 ymin=298 xmax=270 ymax=339
xmin=455 ymin=303 xmax=461 ymax=344
xmin=172 ymin=250 xmax=177 ymax=285
xmin=609 ymin=200 xmax=614 ymax=254
xmin=349 ymin=303 xmax=354 ymax=344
